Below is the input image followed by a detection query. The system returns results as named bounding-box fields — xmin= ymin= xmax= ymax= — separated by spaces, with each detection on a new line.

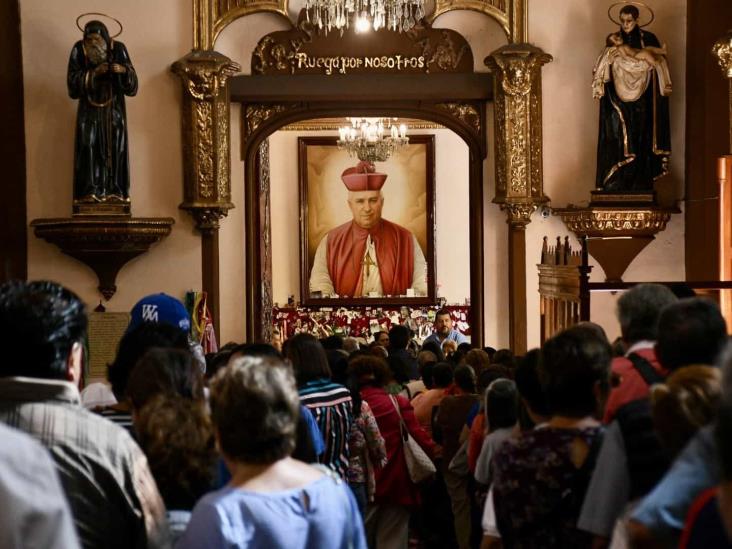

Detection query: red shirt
xmin=603 ymin=346 xmax=667 ymax=423
xmin=361 ymin=386 xmax=436 ymax=506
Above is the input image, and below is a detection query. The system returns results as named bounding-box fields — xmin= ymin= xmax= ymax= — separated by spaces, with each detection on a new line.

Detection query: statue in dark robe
xmin=592 ymin=5 xmax=671 ymax=194
xmin=67 ymin=20 xmax=137 ymax=204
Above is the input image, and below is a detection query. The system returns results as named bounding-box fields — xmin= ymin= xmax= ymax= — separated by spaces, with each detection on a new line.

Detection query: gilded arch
xmin=193 ymin=0 xmax=527 ymax=50
xmin=175 ymin=0 xmax=549 ymax=351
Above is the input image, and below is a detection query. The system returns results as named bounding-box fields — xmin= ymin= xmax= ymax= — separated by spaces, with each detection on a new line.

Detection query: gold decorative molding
xmin=258 ymin=139 xmax=274 ymax=344
xmin=554 ymin=206 xmax=673 ymax=237
xmin=244 ymin=103 xmax=292 ymax=137
xmin=712 ymin=29 xmax=732 ymax=152
xmin=554 ymin=204 xmax=677 ymax=282
xmin=429 ymin=0 xmax=526 ymax=43
xmin=186 ymin=207 xmax=231 ymax=233
xmin=280 ymin=117 xmax=444 ymax=131
xmin=194 ymin=0 xmax=289 ymax=51
xmin=435 ymin=102 xmax=481 ymax=134
xmin=171 ymin=50 xmax=240 ymax=232
xmin=31 ymin=217 xmax=175 ymax=300
xmin=486 ymin=43 xmax=552 ymax=224
xmin=713 ymin=29 xmax=732 ymax=79
xmin=500 ymin=201 xmax=537 ymax=228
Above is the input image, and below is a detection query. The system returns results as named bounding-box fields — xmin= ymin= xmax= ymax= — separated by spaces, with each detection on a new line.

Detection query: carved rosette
xmin=485 ymin=43 xmax=552 ymax=226
xmin=172 ymin=50 xmax=241 ymax=232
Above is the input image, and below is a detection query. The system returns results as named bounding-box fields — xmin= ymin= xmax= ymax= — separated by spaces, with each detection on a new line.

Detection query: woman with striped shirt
xmin=287 ymin=333 xmax=354 ymax=479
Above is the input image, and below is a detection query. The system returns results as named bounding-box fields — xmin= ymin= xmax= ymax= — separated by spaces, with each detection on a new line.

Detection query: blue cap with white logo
xmin=128 ymin=293 xmax=191 ymax=333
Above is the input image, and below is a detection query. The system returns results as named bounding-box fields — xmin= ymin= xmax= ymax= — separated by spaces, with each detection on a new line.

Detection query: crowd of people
xmin=1 ymin=280 xmax=732 ymax=548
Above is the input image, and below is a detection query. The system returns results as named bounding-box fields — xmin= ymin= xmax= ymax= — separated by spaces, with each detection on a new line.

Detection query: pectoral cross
xmin=363 ymin=253 xmax=376 ymax=277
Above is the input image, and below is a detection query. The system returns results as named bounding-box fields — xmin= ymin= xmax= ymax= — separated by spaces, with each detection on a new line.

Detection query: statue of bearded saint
xmin=67 ymin=20 xmax=138 ymax=206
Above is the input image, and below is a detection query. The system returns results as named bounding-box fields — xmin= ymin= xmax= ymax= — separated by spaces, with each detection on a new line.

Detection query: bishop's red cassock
xmin=326 ymin=162 xmax=414 ymax=297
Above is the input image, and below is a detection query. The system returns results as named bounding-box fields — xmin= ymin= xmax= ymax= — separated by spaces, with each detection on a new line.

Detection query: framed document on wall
xmin=299 ymin=135 xmax=436 ymax=307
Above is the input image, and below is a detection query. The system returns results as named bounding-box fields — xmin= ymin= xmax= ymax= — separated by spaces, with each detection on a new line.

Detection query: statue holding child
xmin=592 ymin=2 xmax=671 ymax=195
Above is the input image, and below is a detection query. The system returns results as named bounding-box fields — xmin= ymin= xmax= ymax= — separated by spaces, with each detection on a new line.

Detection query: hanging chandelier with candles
xmin=304 ymin=0 xmax=424 ymax=34
xmin=337 ymin=118 xmax=409 ymax=163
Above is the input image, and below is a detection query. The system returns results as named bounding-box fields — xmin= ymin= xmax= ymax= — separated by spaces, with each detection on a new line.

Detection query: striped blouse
xmin=299 ymin=378 xmax=353 ymax=479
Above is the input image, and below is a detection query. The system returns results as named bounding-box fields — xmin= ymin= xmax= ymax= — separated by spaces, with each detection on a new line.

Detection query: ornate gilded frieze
xmin=485 ymin=43 xmax=552 ymax=226
xmin=171 ymin=50 xmax=240 ymax=231
xmin=554 ymin=207 xmax=673 ymax=237
xmin=251 ymin=18 xmax=473 ymax=76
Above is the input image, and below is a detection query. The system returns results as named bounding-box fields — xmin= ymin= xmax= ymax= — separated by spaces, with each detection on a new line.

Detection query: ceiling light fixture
xmin=337 ymin=117 xmax=409 ymax=162
xmin=305 ymin=0 xmax=424 ymax=34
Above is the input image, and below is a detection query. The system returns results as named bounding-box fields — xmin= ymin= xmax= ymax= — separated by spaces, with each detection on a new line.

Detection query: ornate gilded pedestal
xmin=554 ymin=202 xmax=675 ymax=282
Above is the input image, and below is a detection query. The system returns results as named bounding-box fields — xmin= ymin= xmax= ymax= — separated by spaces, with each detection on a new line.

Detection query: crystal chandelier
xmin=337 ymin=118 xmax=409 ymax=163
xmin=304 ymin=0 xmax=425 ymax=34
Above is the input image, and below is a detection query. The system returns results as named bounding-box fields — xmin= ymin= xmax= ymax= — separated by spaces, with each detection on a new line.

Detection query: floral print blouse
xmin=492 ymin=426 xmax=604 ymax=549
xmin=347 ymin=400 xmax=388 ymax=500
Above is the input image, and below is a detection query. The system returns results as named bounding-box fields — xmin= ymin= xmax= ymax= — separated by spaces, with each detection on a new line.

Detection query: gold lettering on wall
xmin=291 ymin=53 xmax=426 ymax=75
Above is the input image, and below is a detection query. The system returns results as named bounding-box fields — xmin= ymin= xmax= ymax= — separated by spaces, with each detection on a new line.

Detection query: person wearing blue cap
xmin=96 ymin=293 xmax=194 ymax=432
xmin=128 ymin=293 xmax=192 ymax=333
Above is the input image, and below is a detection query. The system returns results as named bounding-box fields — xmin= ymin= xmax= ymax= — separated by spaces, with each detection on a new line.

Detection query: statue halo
xmin=607 ymin=1 xmax=655 ymax=28
xmin=75 ymin=12 xmax=124 ymax=38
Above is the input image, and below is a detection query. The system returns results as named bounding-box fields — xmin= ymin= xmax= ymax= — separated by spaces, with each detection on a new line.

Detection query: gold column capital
xmin=713 ymin=29 xmax=732 ymax=79
xmin=500 ymin=201 xmax=539 ymax=229
xmin=172 ymin=50 xmax=241 ymax=101
xmin=486 ymin=43 xmax=552 ymax=225
xmin=171 ymin=51 xmax=241 ymax=233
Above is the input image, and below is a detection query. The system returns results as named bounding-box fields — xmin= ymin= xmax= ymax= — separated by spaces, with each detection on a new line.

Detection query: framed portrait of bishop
xmin=299 ymin=135 xmax=436 ymax=306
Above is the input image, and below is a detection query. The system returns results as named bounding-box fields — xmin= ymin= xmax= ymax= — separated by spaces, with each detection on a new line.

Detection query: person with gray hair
xmin=178 ymin=355 xmax=366 ymax=549
xmin=603 ymin=283 xmax=677 ymax=421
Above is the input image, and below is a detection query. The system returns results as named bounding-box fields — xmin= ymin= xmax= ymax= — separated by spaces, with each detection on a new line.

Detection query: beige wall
xmin=21 ymin=0 xmax=686 ymax=348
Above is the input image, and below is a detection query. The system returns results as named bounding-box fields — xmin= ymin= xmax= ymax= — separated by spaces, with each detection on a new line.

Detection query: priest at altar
xmin=309 ymin=161 xmax=427 ymax=298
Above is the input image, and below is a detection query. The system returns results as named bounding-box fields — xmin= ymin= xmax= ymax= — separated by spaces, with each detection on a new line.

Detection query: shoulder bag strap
xmin=389 ymin=395 xmax=409 ymax=441
xmin=627 ymin=352 xmax=665 ymax=386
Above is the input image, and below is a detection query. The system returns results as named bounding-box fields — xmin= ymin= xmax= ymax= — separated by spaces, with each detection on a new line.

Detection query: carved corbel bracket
xmin=485 ymin=43 xmax=552 ymax=224
xmin=171 ymin=50 xmax=241 ymax=233
xmin=31 ymin=217 xmax=175 ymax=300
